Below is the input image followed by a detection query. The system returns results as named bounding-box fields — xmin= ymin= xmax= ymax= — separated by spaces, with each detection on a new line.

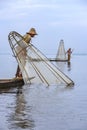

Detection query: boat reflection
xmin=9 ymin=87 xmax=35 ymax=129
xmin=56 ymin=61 xmax=66 ymax=72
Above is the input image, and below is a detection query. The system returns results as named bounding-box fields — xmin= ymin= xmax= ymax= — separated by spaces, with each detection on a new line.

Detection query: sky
xmin=0 ymin=0 xmax=87 ymax=78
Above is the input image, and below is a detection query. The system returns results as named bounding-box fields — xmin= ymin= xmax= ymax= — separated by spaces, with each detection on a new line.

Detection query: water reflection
xmin=55 ymin=61 xmax=72 ymax=72
xmin=67 ymin=61 xmax=71 ymax=71
xmin=9 ymin=87 xmax=35 ymax=130
xmin=56 ymin=61 xmax=66 ymax=71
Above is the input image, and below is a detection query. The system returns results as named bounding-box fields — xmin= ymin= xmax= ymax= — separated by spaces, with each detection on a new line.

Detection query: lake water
xmin=0 ymin=55 xmax=87 ymax=130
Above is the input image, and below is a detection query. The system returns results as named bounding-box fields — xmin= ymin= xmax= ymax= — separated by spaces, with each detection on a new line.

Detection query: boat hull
xmin=0 ymin=78 xmax=24 ymax=89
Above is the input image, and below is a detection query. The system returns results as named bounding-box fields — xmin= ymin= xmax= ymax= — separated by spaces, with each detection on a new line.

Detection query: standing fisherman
xmin=66 ymin=48 xmax=72 ymax=62
xmin=15 ymin=65 xmax=22 ymax=78
xmin=15 ymin=28 xmax=38 ymax=78
xmin=23 ymin=28 xmax=38 ymax=44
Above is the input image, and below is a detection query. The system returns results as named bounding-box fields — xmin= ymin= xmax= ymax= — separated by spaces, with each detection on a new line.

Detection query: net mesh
xmin=56 ymin=40 xmax=67 ymax=60
xmin=8 ymin=31 xmax=74 ymax=86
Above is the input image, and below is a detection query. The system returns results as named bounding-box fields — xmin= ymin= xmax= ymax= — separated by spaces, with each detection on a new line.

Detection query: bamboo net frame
xmin=8 ymin=31 xmax=74 ymax=86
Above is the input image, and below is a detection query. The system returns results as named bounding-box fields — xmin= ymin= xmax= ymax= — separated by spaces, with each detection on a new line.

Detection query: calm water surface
xmin=0 ymin=55 xmax=87 ymax=130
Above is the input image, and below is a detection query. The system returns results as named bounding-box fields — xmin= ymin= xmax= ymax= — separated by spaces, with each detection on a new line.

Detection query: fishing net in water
xmin=8 ymin=31 xmax=74 ymax=86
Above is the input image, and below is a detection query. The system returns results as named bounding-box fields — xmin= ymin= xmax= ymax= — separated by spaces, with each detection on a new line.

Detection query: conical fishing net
xmin=8 ymin=31 xmax=74 ymax=86
xmin=56 ymin=40 xmax=67 ymax=60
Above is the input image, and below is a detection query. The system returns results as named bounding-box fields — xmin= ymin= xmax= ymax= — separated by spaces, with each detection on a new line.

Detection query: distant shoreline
xmin=0 ymin=53 xmax=87 ymax=56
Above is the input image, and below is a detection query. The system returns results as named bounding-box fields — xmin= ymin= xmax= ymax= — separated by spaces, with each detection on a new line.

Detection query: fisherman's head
xmin=27 ymin=28 xmax=38 ymax=37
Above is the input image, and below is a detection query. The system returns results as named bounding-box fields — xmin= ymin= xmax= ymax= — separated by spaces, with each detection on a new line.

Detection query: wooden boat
xmin=0 ymin=77 xmax=24 ymax=89
xmin=49 ymin=58 xmax=68 ymax=62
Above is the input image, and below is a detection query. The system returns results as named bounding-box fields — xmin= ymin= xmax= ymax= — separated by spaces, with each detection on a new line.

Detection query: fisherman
xmin=15 ymin=28 xmax=38 ymax=78
xmin=15 ymin=65 xmax=22 ymax=78
xmin=66 ymin=48 xmax=72 ymax=62
xmin=23 ymin=28 xmax=38 ymax=44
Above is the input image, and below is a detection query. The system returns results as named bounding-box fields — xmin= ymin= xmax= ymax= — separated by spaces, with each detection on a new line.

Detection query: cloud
xmin=0 ymin=0 xmax=87 ymax=28
xmin=0 ymin=0 xmax=76 ymax=20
